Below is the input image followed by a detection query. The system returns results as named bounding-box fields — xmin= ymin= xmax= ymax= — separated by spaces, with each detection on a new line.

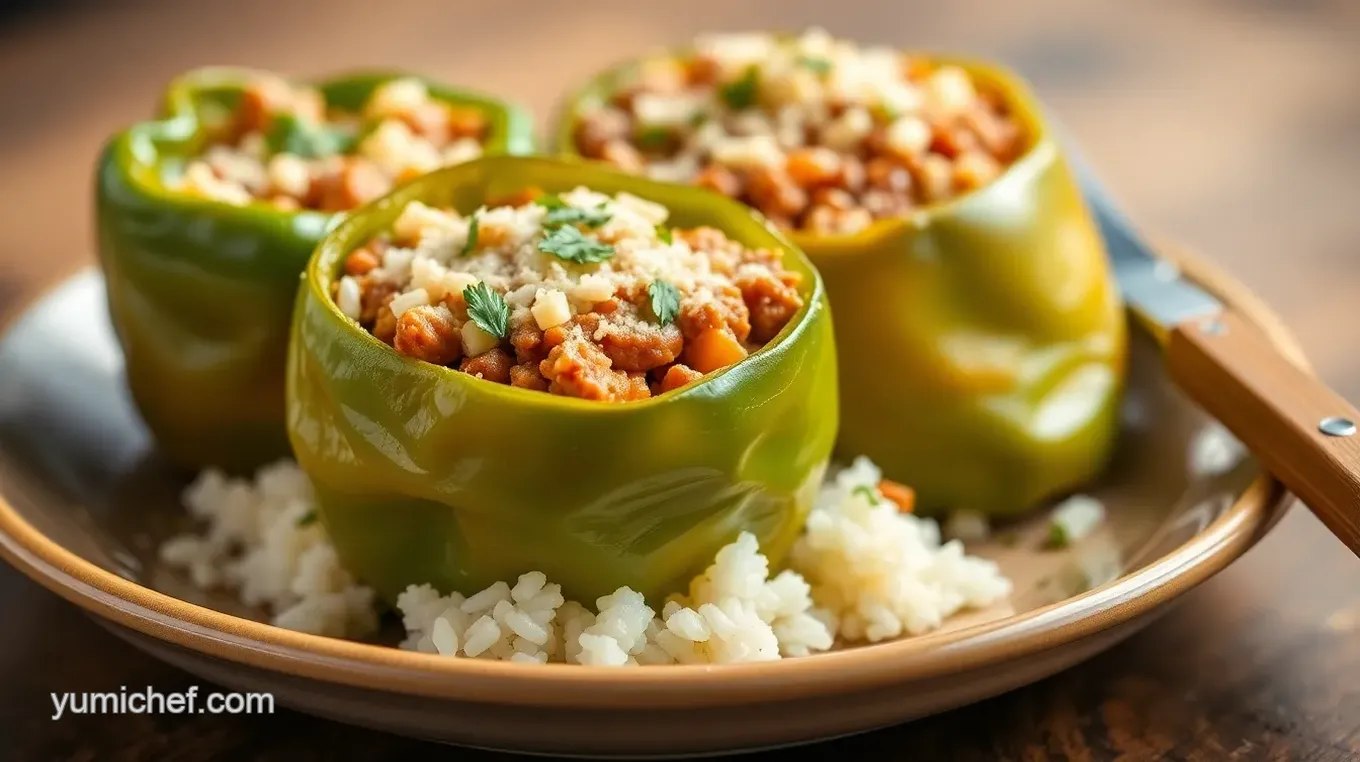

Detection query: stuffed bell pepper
xmin=557 ymin=28 xmax=1127 ymax=517
xmin=286 ymin=155 xmax=838 ymax=603
xmin=95 ymin=66 xmax=535 ymax=473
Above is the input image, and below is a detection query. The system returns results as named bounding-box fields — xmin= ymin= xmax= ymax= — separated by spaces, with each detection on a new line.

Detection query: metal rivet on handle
xmin=1200 ymin=319 xmax=1227 ymax=336
xmin=1319 ymin=417 xmax=1357 ymax=437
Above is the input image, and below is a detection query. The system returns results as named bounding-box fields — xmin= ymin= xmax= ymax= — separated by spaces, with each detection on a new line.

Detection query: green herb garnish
xmin=719 ymin=65 xmax=760 ymax=110
xmin=296 ymin=510 xmax=318 ymax=527
xmin=534 ymin=194 xmax=568 ymax=210
xmin=537 ymin=225 xmax=615 ymax=264
xmin=265 ymin=113 xmax=355 ymax=159
xmin=655 ymin=225 xmax=673 ymax=245
xmin=648 ymin=280 xmax=680 ymax=326
xmin=461 ymin=215 xmax=480 ymax=256
xmin=852 ymin=485 xmax=881 ymax=505
xmin=636 ymin=125 xmax=672 ymax=150
xmin=463 ymin=282 xmax=509 ymax=339
xmin=798 ymin=56 xmax=832 ymax=75
xmin=543 ymin=205 xmax=612 ymax=230
xmin=870 ymin=103 xmax=903 ymax=123
xmin=1046 ymin=522 xmax=1071 ymax=550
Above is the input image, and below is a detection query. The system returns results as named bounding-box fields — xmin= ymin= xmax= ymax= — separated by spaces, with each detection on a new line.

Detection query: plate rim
xmin=0 ymin=247 xmax=1297 ymax=710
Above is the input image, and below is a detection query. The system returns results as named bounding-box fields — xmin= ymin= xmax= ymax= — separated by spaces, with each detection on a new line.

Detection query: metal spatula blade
xmin=1051 ymin=117 xmax=1360 ymax=557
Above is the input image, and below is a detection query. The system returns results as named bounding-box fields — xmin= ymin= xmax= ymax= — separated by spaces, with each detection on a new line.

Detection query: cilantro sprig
xmin=648 ymin=280 xmax=680 ymax=326
xmin=655 ymin=225 xmax=673 ymax=245
xmin=1046 ymin=522 xmax=1071 ymax=549
xmin=852 ymin=485 xmax=881 ymax=506
xmin=719 ymin=65 xmax=760 ymax=109
xmin=461 ymin=215 xmax=480 ymax=256
xmin=265 ymin=113 xmax=355 ymax=158
xmin=635 ymin=125 xmax=672 ymax=150
xmin=463 ymin=282 xmax=509 ymax=338
xmin=543 ymin=205 xmax=612 ymax=230
xmin=798 ymin=56 xmax=832 ymax=75
xmin=537 ymin=225 xmax=615 ymax=264
xmin=535 ymin=194 xmax=612 ymax=230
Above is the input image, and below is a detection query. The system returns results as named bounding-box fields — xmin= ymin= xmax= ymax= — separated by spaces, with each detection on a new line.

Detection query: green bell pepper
xmin=286 ymin=155 xmax=838 ymax=603
xmin=95 ymin=66 xmax=536 ymax=474
xmin=556 ymin=54 xmax=1126 ymax=517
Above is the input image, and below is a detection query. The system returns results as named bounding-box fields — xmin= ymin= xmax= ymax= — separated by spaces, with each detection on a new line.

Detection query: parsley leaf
xmin=537 ymin=225 xmax=615 ymax=264
xmin=719 ymin=65 xmax=760 ymax=110
xmin=463 ymin=282 xmax=509 ymax=339
xmin=461 ymin=215 xmax=480 ymax=256
xmin=871 ymin=102 xmax=902 ymax=123
xmin=1046 ymin=521 xmax=1071 ymax=549
xmin=265 ymin=113 xmax=354 ymax=158
xmin=296 ymin=510 xmax=318 ymax=527
xmin=852 ymin=485 xmax=881 ymax=505
xmin=648 ymin=280 xmax=680 ymax=326
xmin=655 ymin=225 xmax=673 ymax=245
xmin=534 ymin=193 xmax=568 ymax=210
xmin=798 ymin=56 xmax=832 ymax=75
xmin=543 ymin=205 xmax=612 ymax=229
xmin=635 ymin=125 xmax=672 ymax=150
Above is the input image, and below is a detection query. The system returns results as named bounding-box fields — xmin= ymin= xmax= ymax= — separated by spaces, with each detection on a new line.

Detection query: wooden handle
xmin=1167 ymin=310 xmax=1360 ymax=555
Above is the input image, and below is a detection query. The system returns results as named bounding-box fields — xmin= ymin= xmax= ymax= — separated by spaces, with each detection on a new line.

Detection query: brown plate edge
xmin=0 ymin=244 xmax=1297 ymax=711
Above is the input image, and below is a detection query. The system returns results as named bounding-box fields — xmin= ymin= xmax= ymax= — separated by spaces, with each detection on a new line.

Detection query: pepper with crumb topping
xmin=95 ymin=66 xmax=534 ymax=472
xmin=557 ymin=30 xmax=1126 ymax=517
xmin=286 ymin=156 xmax=838 ymax=602
xmin=332 ymin=182 xmax=807 ymax=402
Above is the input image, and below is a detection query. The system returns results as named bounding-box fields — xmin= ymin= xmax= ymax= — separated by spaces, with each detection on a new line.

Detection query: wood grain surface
xmin=1170 ymin=311 xmax=1360 ymax=560
xmin=1 ymin=0 xmax=1358 ymax=759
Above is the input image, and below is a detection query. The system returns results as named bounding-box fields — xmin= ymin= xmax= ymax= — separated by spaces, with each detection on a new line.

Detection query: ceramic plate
xmin=0 ymin=248 xmax=1293 ymax=757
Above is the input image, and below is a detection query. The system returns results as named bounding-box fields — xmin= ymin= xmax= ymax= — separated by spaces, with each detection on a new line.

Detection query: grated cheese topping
xmin=355 ymin=189 xmax=781 ymax=337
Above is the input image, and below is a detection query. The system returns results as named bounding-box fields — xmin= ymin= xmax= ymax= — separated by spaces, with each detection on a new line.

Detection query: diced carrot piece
xmin=785 ymin=147 xmax=842 ymax=189
xmin=344 ymin=248 xmax=381 ymax=276
xmin=879 ymin=479 xmax=915 ymax=513
xmin=686 ymin=328 xmax=747 ymax=373
xmin=660 ymin=363 xmax=705 ymax=393
xmin=542 ymin=325 xmax=568 ymax=350
xmin=488 ymin=186 xmax=545 ymax=207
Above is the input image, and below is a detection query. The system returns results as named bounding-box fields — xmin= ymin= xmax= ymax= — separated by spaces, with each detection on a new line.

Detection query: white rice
xmin=158 ymin=460 xmax=378 ymax=639
xmin=1188 ymin=421 xmax=1247 ymax=477
xmin=396 ymin=529 xmax=831 ymax=665
xmin=162 ymin=456 xmax=1011 ymax=664
xmin=790 ymin=457 xmax=1012 ymax=642
xmin=943 ymin=510 xmax=992 ymax=543
xmin=1046 ymin=494 xmax=1107 ymax=548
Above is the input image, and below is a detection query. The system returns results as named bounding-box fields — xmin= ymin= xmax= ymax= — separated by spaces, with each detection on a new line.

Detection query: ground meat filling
xmin=572 ymin=28 xmax=1026 ymax=236
xmin=394 ymin=304 xmax=463 ymax=366
xmin=461 ymin=348 xmax=513 ymax=384
xmin=540 ymin=329 xmax=651 ymax=402
xmin=332 ymin=186 xmax=805 ymax=402
xmin=573 ymin=310 xmax=684 ymax=372
xmin=171 ymin=76 xmax=489 ymax=211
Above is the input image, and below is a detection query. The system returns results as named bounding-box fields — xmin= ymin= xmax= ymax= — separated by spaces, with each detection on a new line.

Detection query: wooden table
xmin=2 ymin=1 xmax=1358 ymax=758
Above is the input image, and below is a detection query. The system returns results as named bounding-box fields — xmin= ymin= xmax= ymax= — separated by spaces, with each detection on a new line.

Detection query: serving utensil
xmin=1059 ymin=126 xmax=1360 ymax=555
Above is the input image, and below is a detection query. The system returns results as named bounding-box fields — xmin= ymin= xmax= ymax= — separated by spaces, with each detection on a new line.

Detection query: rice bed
xmin=160 ymin=457 xmax=1011 ymax=666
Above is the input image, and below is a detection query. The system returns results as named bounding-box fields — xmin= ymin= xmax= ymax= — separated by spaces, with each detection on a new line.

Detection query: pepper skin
xmin=556 ymin=56 xmax=1126 ymax=517
xmin=285 ymin=156 xmax=839 ymax=604
xmin=95 ymin=67 xmax=536 ymax=474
